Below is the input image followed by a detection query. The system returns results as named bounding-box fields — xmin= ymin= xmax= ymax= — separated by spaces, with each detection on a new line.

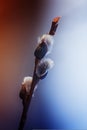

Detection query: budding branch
xmin=18 ymin=16 xmax=60 ymax=130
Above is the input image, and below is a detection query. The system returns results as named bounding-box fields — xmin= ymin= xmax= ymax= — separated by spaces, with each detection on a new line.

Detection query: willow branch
xmin=18 ymin=16 xmax=60 ymax=130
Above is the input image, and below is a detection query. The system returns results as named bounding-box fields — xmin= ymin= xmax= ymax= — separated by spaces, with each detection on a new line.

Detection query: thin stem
xmin=18 ymin=58 xmax=39 ymax=130
xmin=18 ymin=17 xmax=60 ymax=130
xmin=49 ymin=17 xmax=61 ymax=35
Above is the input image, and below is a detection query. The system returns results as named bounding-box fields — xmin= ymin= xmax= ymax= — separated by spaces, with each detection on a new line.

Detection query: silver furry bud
xmin=38 ymin=34 xmax=54 ymax=55
xmin=36 ymin=58 xmax=54 ymax=79
xmin=21 ymin=76 xmax=32 ymax=93
xmin=19 ymin=76 xmax=37 ymax=99
xmin=34 ymin=34 xmax=54 ymax=59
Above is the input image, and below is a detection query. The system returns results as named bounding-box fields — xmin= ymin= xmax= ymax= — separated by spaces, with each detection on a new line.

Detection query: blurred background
xmin=0 ymin=0 xmax=87 ymax=129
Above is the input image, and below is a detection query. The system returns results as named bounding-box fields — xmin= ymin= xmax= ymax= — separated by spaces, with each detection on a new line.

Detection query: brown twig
xmin=18 ymin=58 xmax=39 ymax=130
xmin=18 ymin=16 xmax=60 ymax=130
xmin=49 ymin=17 xmax=61 ymax=35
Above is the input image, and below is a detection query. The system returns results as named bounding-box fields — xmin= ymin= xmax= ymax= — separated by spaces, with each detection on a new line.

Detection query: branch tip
xmin=53 ymin=16 xmax=61 ymax=23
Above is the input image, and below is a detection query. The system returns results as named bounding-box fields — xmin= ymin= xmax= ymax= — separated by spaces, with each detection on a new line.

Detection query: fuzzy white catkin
xmin=44 ymin=58 xmax=54 ymax=69
xmin=36 ymin=58 xmax=54 ymax=78
xmin=21 ymin=76 xmax=37 ymax=95
xmin=38 ymin=34 xmax=54 ymax=55
xmin=22 ymin=76 xmax=32 ymax=93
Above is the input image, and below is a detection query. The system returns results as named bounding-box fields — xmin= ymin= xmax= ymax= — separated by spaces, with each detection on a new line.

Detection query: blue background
xmin=0 ymin=0 xmax=87 ymax=129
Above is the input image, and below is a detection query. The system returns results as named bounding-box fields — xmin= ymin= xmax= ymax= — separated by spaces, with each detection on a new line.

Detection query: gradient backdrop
xmin=0 ymin=0 xmax=87 ymax=129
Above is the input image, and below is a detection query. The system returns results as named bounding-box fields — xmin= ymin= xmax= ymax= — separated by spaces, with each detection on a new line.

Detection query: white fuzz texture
xmin=22 ymin=76 xmax=32 ymax=86
xmin=44 ymin=58 xmax=54 ymax=69
xmin=21 ymin=76 xmax=37 ymax=94
xmin=22 ymin=76 xmax=32 ymax=93
xmin=38 ymin=34 xmax=54 ymax=54
xmin=36 ymin=58 xmax=54 ymax=77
